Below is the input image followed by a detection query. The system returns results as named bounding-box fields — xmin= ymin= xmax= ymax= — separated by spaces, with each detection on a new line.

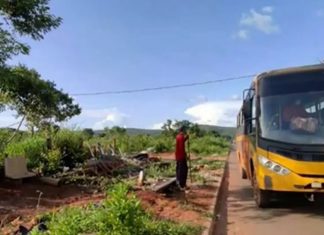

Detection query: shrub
xmin=5 ymin=136 xmax=47 ymax=169
xmin=45 ymin=149 xmax=61 ymax=174
xmin=190 ymin=135 xmax=230 ymax=156
xmin=146 ymin=162 xmax=176 ymax=179
xmin=30 ymin=183 xmax=201 ymax=235
xmin=127 ymin=134 xmax=154 ymax=153
xmin=154 ymin=136 xmax=174 ymax=153
xmin=53 ymin=129 xmax=86 ymax=164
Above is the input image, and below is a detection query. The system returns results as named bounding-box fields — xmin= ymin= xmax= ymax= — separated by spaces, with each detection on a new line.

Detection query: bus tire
xmin=253 ymin=170 xmax=271 ymax=208
xmin=241 ymin=167 xmax=247 ymax=179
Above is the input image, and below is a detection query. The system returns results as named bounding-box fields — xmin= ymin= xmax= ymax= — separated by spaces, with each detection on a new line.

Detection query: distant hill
xmin=95 ymin=125 xmax=236 ymax=137
xmin=126 ymin=128 xmax=161 ymax=136
xmin=94 ymin=128 xmax=161 ymax=136
xmin=198 ymin=125 xmax=236 ymax=137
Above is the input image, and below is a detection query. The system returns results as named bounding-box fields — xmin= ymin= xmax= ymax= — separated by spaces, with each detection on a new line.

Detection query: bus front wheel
xmin=253 ymin=171 xmax=271 ymax=208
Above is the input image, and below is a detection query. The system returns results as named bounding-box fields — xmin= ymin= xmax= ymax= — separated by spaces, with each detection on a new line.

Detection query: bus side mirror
xmin=243 ymin=99 xmax=252 ymax=118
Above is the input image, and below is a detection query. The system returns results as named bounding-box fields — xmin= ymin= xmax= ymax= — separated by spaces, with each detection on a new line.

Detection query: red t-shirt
xmin=175 ymin=132 xmax=188 ymax=161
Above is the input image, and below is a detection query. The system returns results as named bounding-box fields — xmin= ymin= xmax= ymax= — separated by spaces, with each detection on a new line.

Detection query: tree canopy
xmin=161 ymin=119 xmax=224 ymax=138
xmin=0 ymin=1 xmax=80 ymax=132
xmin=0 ymin=0 xmax=61 ymax=65
xmin=0 ymin=65 xmax=81 ymax=128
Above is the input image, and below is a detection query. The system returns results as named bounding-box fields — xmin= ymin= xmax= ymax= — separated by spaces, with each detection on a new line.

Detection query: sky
xmin=2 ymin=0 xmax=324 ymax=130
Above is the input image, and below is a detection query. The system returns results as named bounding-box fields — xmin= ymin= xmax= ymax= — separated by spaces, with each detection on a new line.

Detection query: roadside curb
xmin=202 ymin=148 xmax=231 ymax=235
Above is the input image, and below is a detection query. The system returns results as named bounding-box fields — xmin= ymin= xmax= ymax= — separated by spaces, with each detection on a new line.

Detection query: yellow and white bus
xmin=236 ymin=64 xmax=324 ymax=207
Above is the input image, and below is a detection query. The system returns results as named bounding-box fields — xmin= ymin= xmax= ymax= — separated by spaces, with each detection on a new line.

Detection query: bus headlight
xmin=258 ymin=156 xmax=290 ymax=175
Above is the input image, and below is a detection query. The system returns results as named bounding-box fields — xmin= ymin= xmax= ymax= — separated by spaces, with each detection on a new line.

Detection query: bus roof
xmin=255 ymin=63 xmax=324 ymax=81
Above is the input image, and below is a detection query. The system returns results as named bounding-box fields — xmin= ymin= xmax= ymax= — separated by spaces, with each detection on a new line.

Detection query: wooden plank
xmin=151 ymin=177 xmax=176 ymax=193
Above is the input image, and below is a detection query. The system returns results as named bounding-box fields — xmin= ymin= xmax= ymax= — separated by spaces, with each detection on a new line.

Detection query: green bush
xmin=87 ymin=132 xmax=229 ymax=156
xmin=190 ymin=135 xmax=230 ymax=156
xmin=127 ymin=134 xmax=154 ymax=153
xmin=30 ymin=183 xmax=201 ymax=235
xmin=53 ymin=129 xmax=86 ymax=164
xmin=154 ymin=136 xmax=174 ymax=153
xmin=146 ymin=162 xmax=176 ymax=179
xmin=87 ymin=134 xmax=173 ymax=154
xmin=5 ymin=136 xmax=47 ymax=168
xmin=0 ymin=129 xmax=11 ymax=153
xmin=45 ymin=149 xmax=61 ymax=174
xmin=0 ymin=129 xmax=29 ymax=162
xmin=4 ymin=137 xmax=62 ymax=173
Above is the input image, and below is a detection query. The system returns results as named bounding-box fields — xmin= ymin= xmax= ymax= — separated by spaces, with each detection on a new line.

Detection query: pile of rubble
xmin=41 ymin=145 xmax=161 ymax=188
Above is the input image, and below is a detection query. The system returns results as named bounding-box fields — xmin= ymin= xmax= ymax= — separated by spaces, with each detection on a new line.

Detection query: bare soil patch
xmin=0 ymin=154 xmax=225 ymax=234
xmin=0 ymin=179 xmax=104 ymax=234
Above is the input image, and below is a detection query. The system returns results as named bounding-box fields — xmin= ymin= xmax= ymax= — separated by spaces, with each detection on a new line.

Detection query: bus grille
xmin=299 ymin=174 xmax=324 ymax=178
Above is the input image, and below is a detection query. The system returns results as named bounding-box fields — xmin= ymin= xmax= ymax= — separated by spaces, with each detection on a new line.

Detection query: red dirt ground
xmin=136 ymin=183 xmax=218 ymax=228
xmin=151 ymin=152 xmax=227 ymax=161
xmin=0 ymin=154 xmax=224 ymax=234
xmin=0 ymin=179 xmax=104 ymax=234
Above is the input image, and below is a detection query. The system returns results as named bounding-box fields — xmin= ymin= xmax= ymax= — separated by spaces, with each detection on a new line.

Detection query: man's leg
xmin=176 ymin=160 xmax=180 ymax=186
xmin=179 ymin=160 xmax=187 ymax=188
xmin=183 ymin=160 xmax=188 ymax=187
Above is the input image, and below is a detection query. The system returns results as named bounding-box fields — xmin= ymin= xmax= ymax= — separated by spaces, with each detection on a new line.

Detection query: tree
xmin=82 ymin=128 xmax=95 ymax=139
xmin=0 ymin=0 xmax=61 ymax=65
xmin=0 ymin=1 xmax=67 ymax=143
xmin=173 ymin=120 xmax=192 ymax=133
xmin=208 ymin=130 xmax=220 ymax=137
xmin=170 ymin=120 xmax=205 ymax=137
xmin=0 ymin=65 xmax=81 ymax=132
xmin=190 ymin=123 xmax=206 ymax=137
xmin=108 ymin=126 xmax=127 ymax=136
xmin=162 ymin=119 xmax=173 ymax=132
xmin=161 ymin=119 xmax=175 ymax=136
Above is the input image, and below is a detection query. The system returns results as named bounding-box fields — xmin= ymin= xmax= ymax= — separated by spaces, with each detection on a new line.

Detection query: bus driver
xmin=282 ymin=99 xmax=319 ymax=133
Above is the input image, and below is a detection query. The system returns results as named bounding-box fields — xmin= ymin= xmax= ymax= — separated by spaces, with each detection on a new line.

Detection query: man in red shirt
xmin=175 ymin=126 xmax=189 ymax=190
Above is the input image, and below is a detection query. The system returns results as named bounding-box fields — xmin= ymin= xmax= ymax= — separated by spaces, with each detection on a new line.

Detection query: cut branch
xmin=6 ymin=115 xmax=25 ymax=144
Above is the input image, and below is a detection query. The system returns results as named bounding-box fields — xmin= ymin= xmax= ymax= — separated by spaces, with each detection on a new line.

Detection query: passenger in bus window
xmin=282 ymin=99 xmax=319 ymax=133
xmin=282 ymin=99 xmax=308 ymax=124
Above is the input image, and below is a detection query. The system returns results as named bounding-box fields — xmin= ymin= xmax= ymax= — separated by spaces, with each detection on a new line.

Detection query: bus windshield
xmin=259 ymin=71 xmax=324 ymax=145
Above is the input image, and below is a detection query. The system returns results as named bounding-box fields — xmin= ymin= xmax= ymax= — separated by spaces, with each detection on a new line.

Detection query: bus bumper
xmin=257 ymin=165 xmax=324 ymax=192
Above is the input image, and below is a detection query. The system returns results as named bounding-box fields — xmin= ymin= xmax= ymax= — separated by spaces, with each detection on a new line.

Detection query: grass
xmin=30 ymin=183 xmax=202 ymax=235
xmin=190 ymin=135 xmax=230 ymax=156
xmin=189 ymin=158 xmax=225 ymax=185
xmin=146 ymin=162 xmax=176 ymax=179
xmin=194 ymin=158 xmax=225 ymax=171
xmin=192 ymin=173 xmax=207 ymax=185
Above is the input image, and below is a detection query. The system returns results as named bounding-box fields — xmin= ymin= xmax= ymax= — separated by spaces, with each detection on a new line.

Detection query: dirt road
xmin=214 ymin=150 xmax=324 ymax=235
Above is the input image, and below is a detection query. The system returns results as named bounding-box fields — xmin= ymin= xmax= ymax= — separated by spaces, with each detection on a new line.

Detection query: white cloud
xmin=236 ymin=29 xmax=249 ymax=39
xmin=0 ymin=115 xmax=18 ymax=128
xmin=82 ymin=108 xmax=129 ymax=130
xmin=240 ymin=7 xmax=279 ymax=34
xmin=231 ymin=94 xmax=241 ymax=100
xmin=0 ymin=111 xmax=27 ymax=129
xmin=185 ymin=100 xmax=241 ymax=127
xmin=262 ymin=6 xmax=273 ymax=13
xmin=151 ymin=122 xmax=164 ymax=130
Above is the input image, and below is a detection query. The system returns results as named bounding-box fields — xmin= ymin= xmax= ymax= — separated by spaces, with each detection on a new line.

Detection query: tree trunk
xmin=31 ymin=125 xmax=35 ymax=136
xmin=6 ymin=116 xmax=25 ymax=144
